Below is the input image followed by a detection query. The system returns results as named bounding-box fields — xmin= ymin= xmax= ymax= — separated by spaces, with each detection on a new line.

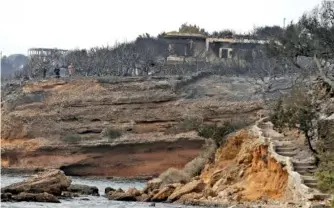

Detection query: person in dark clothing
xmin=43 ymin=67 xmax=47 ymax=79
xmin=54 ymin=65 xmax=60 ymax=78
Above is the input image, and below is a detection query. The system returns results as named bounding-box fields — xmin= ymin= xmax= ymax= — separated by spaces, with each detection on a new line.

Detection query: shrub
xmin=183 ymin=157 xmax=206 ymax=177
xmin=63 ymin=134 xmax=82 ymax=143
xmin=270 ymin=87 xmax=316 ymax=131
xmin=316 ymin=170 xmax=334 ymax=193
xmin=200 ymin=139 xmax=218 ymax=162
xmin=316 ymin=152 xmax=334 ymax=193
xmin=270 ymin=86 xmax=318 ymax=153
xmin=183 ymin=138 xmax=217 ymax=177
xmin=198 ymin=122 xmax=235 ymax=146
xmin=158 ymin=168 xmax=190 ymax=187
xmin=270 ymin=97 xmax=285 ymax=130
xmin=168 ymin=116 xmax=203 ymax=134
xmin=103 ymin=128 xmax=122 ymax=140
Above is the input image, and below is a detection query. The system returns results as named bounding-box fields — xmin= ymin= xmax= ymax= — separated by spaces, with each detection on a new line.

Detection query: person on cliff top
xmin=68 ymin=63 xmax=75 ymax=78
xmin=54 ymin=65 xmax=60 ymax=79
xmin=42 ymin=67 xmax=47 ymax=79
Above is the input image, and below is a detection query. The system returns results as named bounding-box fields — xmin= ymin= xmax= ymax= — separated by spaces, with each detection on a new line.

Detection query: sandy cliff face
xmin=200 ymin=130 xmax=288 ymax=203
xmin=114 ymin=129 xmax=290 ymax=206
xmin=1 ymin=75 xmax=263 ymax=177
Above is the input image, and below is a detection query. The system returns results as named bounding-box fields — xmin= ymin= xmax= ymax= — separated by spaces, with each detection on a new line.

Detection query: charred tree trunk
xmin=303 ymin=128 xmax=318 ymax=154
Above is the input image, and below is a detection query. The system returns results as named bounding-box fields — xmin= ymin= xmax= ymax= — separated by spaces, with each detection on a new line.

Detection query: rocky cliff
xmin=104 ymin=129 xmax=294 ymax=207
xmin=107 ymin=122 xmax=330 ymax=207
xmin=1 ymin=75 xmax=263 ymax=177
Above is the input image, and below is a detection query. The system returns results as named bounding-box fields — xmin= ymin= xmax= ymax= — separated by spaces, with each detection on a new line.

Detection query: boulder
xmin=126 ymin=187 xmax=141 ymax=197
xmin=105 ymin=187 xmax=115 ymax=195
xmin=202 ymin=186 xmax=217 ymax=198
xmin=80 ymin=198 xmax=90 ymax=201
xmin=217 ymin=186 xmax=244 ymax=200
xmin=167 ymin=180 xmax=205 ymax=202
xmin=67 ymin=184 xmax=99 ymax=196
xmin=107 ymin=191 xmax=137 ymax=201
xmin=136 ymin=193 xmax=150 ymax=202
xmin=116 ymin=188 xmax=124 ymax=193
xmin=212 ymin=175 xmax=234 ymax=193
xmin=12 ymin=192 xmax=60 ymax=203
xmin=143 ymin=178 xmax=162 ymax=193
xmin=61 ymin=191 xmax=79 ymax=198
xmin=148 ymin=189 xmax=160 ymax=200
xmin=176 ymin=192 xmax=203 ymax=204
xmin=1 ymin=193 xmax=13 ymax=202
xmin=151 ymin=185 xmax=175 ymax=202
xmin=1 ymin=169 xmax=71 ymax=196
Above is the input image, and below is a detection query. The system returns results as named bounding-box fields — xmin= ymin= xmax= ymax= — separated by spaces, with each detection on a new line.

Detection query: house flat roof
xmin=206 ymin=38 xmax=268 ymax=44
xmin=28 ymin=48 xmax=68 ymax=52
xmin=164 ymin=32 xmax=207 ymax=39
xmin=163 ymin=33 xmax=268 ymax=44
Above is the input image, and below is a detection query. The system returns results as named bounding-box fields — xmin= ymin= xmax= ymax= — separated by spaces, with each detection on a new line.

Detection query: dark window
xmin=221 ymin=49 xmax=228 ymax=58
xmin=229 ymin=50 xmax=233 ymax=58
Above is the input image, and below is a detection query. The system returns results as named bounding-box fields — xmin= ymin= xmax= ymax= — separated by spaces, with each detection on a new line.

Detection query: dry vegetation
xmin=103 ymin=127 xmax=122 ymax=140
xmin=63 ymin=134 xmax=82 ymax=143
xmin=159 ymin=168 xmax=191 ymax=187
xmin=158 ymin=118 xmax=249 ymax=187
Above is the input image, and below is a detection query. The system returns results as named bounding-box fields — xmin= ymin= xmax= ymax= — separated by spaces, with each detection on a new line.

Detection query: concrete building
xmin=162 ymin=33 xmax=268 ymax=63
xmin=205 ymin=38 xmax=267 ymax=60
xmin=163 ymin=32 xmax=207 ymax=63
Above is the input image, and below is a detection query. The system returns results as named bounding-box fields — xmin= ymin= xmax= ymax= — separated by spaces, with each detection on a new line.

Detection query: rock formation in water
xmin=1 ymin=169 xmax=100 ymax=202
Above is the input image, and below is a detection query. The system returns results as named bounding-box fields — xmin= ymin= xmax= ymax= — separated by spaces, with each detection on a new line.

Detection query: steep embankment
xmin=106 ymin=129 xmax=291 ymax=207
xmin=200 ymin=130 xmax=288 ymax=202
xmin=1 ymin=75 xmax=263 ymax=177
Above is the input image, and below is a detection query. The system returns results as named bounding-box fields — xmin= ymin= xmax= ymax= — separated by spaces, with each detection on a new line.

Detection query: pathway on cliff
xmin=259 ymin=122 xmax=329 ymax=201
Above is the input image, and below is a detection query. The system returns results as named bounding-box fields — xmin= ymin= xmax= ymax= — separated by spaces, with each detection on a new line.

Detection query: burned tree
xmin=63 ymin=35 xmax=168 ymax=77
xmin=268 ymin=0 xmax=334 ymax=86
xmin=25 ymin=48 xmax=67 ymax=79
xmin=267 ymin=0 xmax=334 ymax=154
xmin=245 ymin=48 xmax=302 ymax=104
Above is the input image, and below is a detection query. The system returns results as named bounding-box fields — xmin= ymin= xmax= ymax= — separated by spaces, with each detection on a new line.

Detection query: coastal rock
xmin=151 ymin=185 xmax=176 ymax=202
xmin=143 ymin=178 xmax=162 ymax=193
xmin=107 ymin=191 xmax=137 ymax=201
xmin=136 ymin=193 xmax=150 ymax=202
xmin=167 ymin=179 xmax=205 ymax=202
xmin=1 ymin=193 xmax=13 ymax=202
xmin=1 ymin=169 xmax=71 ymax=196
xmin=116 ymin=188 xmax=124 ymax=193
xmin=67 ymin=184 xmax=99 ymax=196
xmin=61 ymin=191 xmax=79 ymax=198
xmin=176 ymin=192 xmax=203 ymax=204
xmin=217 ymin=186 xmax=243 ymax=200
xmin=12 ymin=192 xmax=60 ymax=203
xmin=212 ymin=176 xmax=233 ymax=193
xmin=202 ymin=186 xmax=217 ymax=198
xmin=105 ymin=187 xmax=115 ymax=195
xmin=80 ymin=198 xmax=90 ymax=201
xmin=147 ymin=189 xmax=160 ymax=200
xmin=126 ymin=187 xmax=141 ymax=197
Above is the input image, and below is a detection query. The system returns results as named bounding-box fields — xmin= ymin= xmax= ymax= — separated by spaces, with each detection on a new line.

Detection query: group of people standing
xmin=52 ymin=63 xmax=75 ymax=79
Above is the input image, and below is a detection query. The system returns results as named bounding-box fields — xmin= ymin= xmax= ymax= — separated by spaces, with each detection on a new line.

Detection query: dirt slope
xmin=200 ymin=130 xmax=288 ymax=203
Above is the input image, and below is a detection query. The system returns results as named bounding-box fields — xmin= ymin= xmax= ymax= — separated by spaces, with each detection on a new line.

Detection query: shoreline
xmin=1 ymin=168 xmax=153 ymax=181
